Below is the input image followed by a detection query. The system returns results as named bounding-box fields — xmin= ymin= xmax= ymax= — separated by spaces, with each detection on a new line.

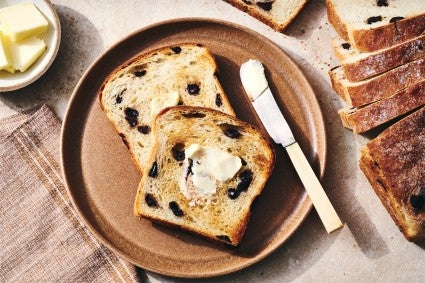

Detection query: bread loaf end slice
xmin=359 ymin=106 xmax=425 ymax=241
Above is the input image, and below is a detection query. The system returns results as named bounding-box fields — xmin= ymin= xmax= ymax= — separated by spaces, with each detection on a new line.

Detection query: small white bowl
xmin=0 ymin=0 xmax=61 ymax=92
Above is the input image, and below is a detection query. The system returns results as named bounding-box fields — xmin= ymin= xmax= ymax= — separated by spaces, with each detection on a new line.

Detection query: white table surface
xmin=1 ymin=1 xmax=424 ymax=282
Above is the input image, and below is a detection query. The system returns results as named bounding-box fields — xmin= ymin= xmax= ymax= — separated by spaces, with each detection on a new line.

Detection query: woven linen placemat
xmin=0 ymin=105 xmax=144 ymax=282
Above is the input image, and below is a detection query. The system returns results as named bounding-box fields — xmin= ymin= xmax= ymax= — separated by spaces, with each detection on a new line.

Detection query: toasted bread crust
xmin=359 ymin=106 xmax=425 ymax=241
xmin=338 ymin=80 xmax=425 ymax=134
xmin=341 ymin=35 xmax=425 ymax=82
xmin=352 ymin=15 xmax=425 ymax=52
xmin=329 ymin=57 xmax=425 ymax=108
xmin=134 ymin=106 xmax=275 ymax=246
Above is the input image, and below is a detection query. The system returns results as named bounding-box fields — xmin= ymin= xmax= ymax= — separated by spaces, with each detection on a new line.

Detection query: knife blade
xmin=240 ymin=59 xmax=343 ymax=233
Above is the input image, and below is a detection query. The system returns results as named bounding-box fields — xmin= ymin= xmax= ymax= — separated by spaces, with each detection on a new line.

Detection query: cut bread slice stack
xmin=223 ymin=0 xmax=308 ymax=32
xmin=359 ymin=106 xmax=425 ymax=242
xmin=99 ymin=44 xmax=235 ymax=173
xmin=327 ymin=0 xmax=425 ymax=134
xmin=327 ymin=0 xmax=425 ymax=242
xmin=134 ymin=106 xmax=275 ymax=246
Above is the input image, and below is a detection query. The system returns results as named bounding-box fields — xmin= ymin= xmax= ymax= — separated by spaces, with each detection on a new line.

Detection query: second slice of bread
xmin=338 ymin=34 xmax=425 ymax=82
xmin=338 ymin=79 xmax=425 ymax=134
xmin=134 ymin=106 xmax=275 ymax=246
xmin=329 ymin=57 xmax=425 ymax=107
xmin=99 ymin=44 xmax=234 ymax=174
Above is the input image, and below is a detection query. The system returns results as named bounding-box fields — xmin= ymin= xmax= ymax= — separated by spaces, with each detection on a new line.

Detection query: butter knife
xmin=240 ymin=59 xmax=343 ymax=233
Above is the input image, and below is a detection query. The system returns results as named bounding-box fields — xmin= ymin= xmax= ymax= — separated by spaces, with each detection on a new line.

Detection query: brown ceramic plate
xmin=61 ymin=18 xmax=326 ymax=278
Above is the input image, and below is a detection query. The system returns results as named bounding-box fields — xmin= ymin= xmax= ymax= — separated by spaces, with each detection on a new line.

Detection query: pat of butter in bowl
xmin=0 ymin=34 xmax=10 ymax=70
xmin=0 ymin=2 xmax=48 ymax=73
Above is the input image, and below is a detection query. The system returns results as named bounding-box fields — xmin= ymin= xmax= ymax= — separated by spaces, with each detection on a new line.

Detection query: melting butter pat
xmin=180 ymin=144 xmax=242 ymax=204
xmin=7 ymin=36 xmax=46 ymax=72
xmin=150 ymin=91 xmax=180 ymax=116
xmin=0 ymin=2 xmax=48 ymax=42
xmin=239 ymin=59 xmax=268 ymax=101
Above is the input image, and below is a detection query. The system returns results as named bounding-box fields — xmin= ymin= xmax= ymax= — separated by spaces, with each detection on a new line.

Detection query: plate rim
xmin=61 ymin=17 xmax=327 ymax=278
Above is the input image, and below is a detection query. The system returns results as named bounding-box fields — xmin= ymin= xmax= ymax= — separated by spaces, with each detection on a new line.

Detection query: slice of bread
xmin=134 ymin=106 xmax=275 ymax=246
xmin=359 ymin=106 xmax=425 ymax=241
xmin=327 ymin=0 xmax=425 ymax=52
xmin=338 ymin=34 xmax=425 ymax=82
xmin=338 ymin=79 xmax=425 ymax=134
xmin=223 ymin=0 xmax=308 ymax=32
xmin=329 ymin=57 xmax=425 ymax=107
xmin=99 ymin=44 xmax=235 ymax=173
xmin=331 ymin=37 xmax=357 ymax=62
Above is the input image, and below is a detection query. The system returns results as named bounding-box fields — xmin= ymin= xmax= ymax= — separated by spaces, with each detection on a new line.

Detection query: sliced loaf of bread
xmin=327 ymin=0 xmax=425 ymax=52
xmin=359 ymin=106 xmax=425 ymax=241
xmin=337 ymin=34 xmax=425 ymax=82
xmin=223 ymin=0 xmax=308 ymax=31
xmin=99 ymin=44 xmax=234 ymax=173
xmin=134 ymin=106 xmax=275 ymax=246
xmin=329 ymin=57 xmax=425 ymax=107
xmin=338 ymin=79 xmax=425 ymax=133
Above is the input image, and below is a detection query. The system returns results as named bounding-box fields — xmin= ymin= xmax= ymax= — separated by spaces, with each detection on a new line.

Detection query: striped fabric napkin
xmin=0 ymin=105 xmax=143 ymax=282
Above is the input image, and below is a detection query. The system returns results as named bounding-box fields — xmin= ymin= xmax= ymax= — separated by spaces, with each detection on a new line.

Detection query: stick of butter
xmin=6 ymin=36 xmax=46 ymax=72
xmin=0 ymin=32 xmax=11 ymax=70
xmin=0 ymin=2 xmax=48 ymax=42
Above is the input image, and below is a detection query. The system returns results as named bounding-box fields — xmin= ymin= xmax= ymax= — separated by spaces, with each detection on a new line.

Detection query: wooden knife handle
xmin=286 ymin=142 xmax=343 ymax=233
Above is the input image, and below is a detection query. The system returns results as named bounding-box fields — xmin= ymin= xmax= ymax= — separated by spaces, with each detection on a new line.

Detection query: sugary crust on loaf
xmin=134 ymin=106 xmax=275 ymax=246
xmin=326 ymin=0 xmax=425 ymax=52
xmin=329 ymin=57 xmax=425 ymax=107
xmin=338 ymin=79 xmax=425 ymax=133
xmin=223 ymin=0 xmax=308 ymax=32
xmin=341 ymin=35 xmax=425 ymax=82
xmin=352 ymin=14 xmax=425 ymax=52
xmin=98 ymin=44 xmax=235 ymax=173
xmin=359 ymin=106 xmax=425 ymax=241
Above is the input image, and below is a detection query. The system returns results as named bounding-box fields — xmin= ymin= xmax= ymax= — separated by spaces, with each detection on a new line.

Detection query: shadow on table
xmin=285 ymin=0 xmax=391 ymax=260
xmin=0 ymin=5 xmax=105 ymax=117
xmin=282 ymin=48 xmax=391 ymax=257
